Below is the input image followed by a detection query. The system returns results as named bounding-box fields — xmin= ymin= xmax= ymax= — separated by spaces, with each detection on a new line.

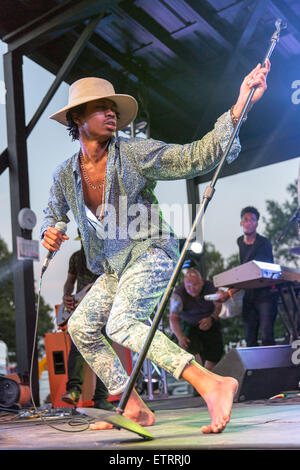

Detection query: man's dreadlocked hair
xmin=66 ymin=103 xmax=87 ymax=141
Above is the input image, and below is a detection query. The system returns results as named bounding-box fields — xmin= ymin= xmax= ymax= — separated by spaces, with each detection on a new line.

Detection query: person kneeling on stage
xmin=169 ymin=268 xmax=223 ymax=372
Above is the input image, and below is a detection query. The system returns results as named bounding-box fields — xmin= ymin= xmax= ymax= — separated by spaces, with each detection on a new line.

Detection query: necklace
xmin=79 ymin=146 xmax=108 ymax=220
xmin=79 ymin=152 xmax=107 ymax=190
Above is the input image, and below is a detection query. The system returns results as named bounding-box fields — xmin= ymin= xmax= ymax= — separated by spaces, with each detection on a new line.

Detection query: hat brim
xmin=49 ymin=94 xmax=138 ymax=131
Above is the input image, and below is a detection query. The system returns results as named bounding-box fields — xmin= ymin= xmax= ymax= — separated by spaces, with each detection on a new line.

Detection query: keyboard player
xmin=220 ymin=206 xmax=278 ymax=347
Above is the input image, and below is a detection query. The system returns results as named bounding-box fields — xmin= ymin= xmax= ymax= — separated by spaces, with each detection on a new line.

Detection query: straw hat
xmin=49 ymin=77 xmax=138 ymax=130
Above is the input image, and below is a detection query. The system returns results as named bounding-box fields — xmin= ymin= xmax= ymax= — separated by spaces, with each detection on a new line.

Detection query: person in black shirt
xmin=237 ymin=206 xmax=277 ymax=347
xmin=169 ymin=268 xmax=223 ymax=371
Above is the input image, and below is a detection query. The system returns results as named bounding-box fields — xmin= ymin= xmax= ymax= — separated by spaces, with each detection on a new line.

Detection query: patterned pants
xmin=68 ymin=247 xmax=194 ymax=395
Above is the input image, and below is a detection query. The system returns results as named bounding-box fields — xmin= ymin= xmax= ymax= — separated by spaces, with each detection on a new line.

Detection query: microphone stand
xmin=103 ymin=19 xmax=287 ymax=440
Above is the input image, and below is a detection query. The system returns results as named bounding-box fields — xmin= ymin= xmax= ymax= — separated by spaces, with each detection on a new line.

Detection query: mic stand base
xmin=104 ymin=413 xmax=155 ymax=440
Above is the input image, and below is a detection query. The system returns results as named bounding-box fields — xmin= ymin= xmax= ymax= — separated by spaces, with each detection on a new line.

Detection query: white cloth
xmin=219 ymin=290 xmax=245 ymax=319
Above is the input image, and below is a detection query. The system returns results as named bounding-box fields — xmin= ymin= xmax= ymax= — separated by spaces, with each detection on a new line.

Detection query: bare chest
xmin=82 ymin=181 xmax=106 ymax=217
xmin=80 ymin=159 xmax=107 ymax=218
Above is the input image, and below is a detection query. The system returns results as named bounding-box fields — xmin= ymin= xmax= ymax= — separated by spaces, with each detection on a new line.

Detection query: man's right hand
xmin=63 ymin=294 xmax=75 ymax=311
xmin=216 ymin=288 xmax=239 ymax=303
xmin=216 ymin=291 xmax=230 ymax=302
xmin=42 ymin=226 xmax=69 ymax=252
xmin=178 ymin=335 xmax=191 ymax=350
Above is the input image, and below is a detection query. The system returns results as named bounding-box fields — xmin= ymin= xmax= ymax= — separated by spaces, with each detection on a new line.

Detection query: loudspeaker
xmin=213 ymin=344 xmax=300 ymax=402
xmin=44 ymin=331 xmax=133 ymax=407
xmin=0 ymin=374 xmax=31 ymax=409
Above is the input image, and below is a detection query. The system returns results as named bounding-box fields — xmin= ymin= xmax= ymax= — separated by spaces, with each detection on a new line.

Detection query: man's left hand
xmin=232 ymin=59 xmax=271 ymax=119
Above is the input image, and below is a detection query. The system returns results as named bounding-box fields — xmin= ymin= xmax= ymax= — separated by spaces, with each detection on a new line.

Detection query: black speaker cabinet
xmin=213 ymin=345 xmax=300 ymax=402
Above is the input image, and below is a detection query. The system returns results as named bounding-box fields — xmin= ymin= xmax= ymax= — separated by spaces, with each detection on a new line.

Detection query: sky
xmin=0 ymin=39 xmax=299 ymax=314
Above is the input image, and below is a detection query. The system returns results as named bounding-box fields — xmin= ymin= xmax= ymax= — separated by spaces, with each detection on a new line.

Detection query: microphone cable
xmin=27 ymin=271 xmax=92 ymax=433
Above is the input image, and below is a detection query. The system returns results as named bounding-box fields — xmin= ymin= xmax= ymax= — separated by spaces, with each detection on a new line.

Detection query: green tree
xmin=0 ymin=236 xmax=54 ymax=362
xmin=225 ymin=253 xmax=240 ymax=270
xmin=204 ymin=242 xmax=226 ymax=280
xmin=263 ymin=180 xmax=299 ymax=267
xmin=262 ymin=180 xmax=300 ymax=341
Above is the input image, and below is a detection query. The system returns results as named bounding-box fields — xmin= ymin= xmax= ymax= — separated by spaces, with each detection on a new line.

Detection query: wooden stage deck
xmin=1 ymin=396 xmax=300 ymax=453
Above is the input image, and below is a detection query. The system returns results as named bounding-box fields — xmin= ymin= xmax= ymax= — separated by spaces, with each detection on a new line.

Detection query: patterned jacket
xmin=40 ymin=110 xmax=241 ymax=277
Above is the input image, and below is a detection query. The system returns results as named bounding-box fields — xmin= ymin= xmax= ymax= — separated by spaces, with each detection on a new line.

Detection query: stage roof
xmin=1 ymin=0 xmax=300 ymax=182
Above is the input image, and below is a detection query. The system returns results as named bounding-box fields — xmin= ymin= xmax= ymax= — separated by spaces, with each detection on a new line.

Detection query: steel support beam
xmin=191 ymin=0 xmax=266 ymax=138
xmin=0 ymin=149 xmax=8 ymax=175
xmin=3 ymin=50 xmax=39 ymax=404
xmin=1 ymin=13 xmax=102 ymax=164
xmin=117 ymin=0 xmax=202 ymax=74
xmin=186 ymin=178 xmax=200 ymax=222
xmin=4 ymin=0 xmax=120 ymax=53
xmin=185 ymin=179 xmax=206 ymax=277
xmin=184 ymin=0 xmax=239 ymax=46
xmin=26 ymin=13 xmax=102 ymax=137
xmin=88 ymin=32 xmax=194 ymax=122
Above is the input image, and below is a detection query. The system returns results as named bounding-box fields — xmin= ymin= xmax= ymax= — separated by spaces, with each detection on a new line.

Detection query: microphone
xmin=204 ymin=293 xmax=222 ymax=301
xmin=41 ymin=221 xmax=67 ymax=277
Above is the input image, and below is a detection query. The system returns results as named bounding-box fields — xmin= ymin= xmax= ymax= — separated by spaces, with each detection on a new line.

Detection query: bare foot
xmin=200 ymin=377 xmax=238 ymax=433
xmin=90 ymin=421 xmax=113 ymax=430
xmin=90 ymin=389 xmax=155 ymax=431
xmin=181 ymin=361 xmax=238 ymax=434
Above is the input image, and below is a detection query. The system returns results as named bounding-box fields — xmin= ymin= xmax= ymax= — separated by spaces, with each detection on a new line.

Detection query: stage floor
xmin=1 ymin=396 xmax=300 ymax=451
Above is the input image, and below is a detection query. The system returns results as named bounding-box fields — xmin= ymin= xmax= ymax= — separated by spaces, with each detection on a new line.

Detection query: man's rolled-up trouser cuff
xmin=172 ymin=353 xmax=194 ymax=380
xmin=106 ymin=353 xmax=194 ymax=395
xmin=107 ymin=377 xmax=130 ymax=397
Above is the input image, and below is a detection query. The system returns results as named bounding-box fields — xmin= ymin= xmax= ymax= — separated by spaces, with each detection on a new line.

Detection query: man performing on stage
xmin=41 ymin=61 xmax=269 ymax=434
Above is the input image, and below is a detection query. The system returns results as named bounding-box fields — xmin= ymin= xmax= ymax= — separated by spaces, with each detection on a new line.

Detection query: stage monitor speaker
xmin=212 ymin=344 xmax=300 ymax=402
xmin=44 ymin=331 xmax=133 ymax=407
